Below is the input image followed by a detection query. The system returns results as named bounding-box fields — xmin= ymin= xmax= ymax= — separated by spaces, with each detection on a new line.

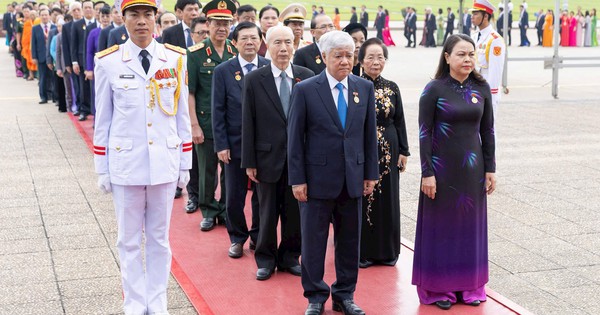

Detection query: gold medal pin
xmin=353 ymin=92 xmax=359 ymax=103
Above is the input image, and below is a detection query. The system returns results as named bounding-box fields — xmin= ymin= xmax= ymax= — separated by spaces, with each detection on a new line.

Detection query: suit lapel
xmin=315 ymin=72 xmax=344 ymax=132
xmin=260 ymin=65 xmax=286 ymax=121
xmin=345 ymin=75 xmax=360 ymax=131
xmin=231 ymin=58 xmax=243 ymax=89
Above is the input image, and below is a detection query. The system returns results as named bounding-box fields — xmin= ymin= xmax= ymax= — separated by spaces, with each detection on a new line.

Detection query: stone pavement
xmin=0 ymin=41 xmax=599 ymax=314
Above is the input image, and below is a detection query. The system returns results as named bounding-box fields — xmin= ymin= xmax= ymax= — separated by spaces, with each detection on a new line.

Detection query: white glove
xmin=97 ymin=173 xmax=112 ymax=194
xmin=178 ymin=170 xmax=190 ymax=188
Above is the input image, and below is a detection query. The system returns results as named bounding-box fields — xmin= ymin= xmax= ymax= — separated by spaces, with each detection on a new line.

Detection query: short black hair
xmin=51 ymin=7 xmax=63 ymax=15
xmin=358 ymin=37 xmax=388 ymax=63
xmin=190 ymin=16 xmax=207 ymax=30
xmin=64 ymin=13 xmax=73 ymax=22
xmin=175 ymin=0 xmax=200 ymax=12
xmin=95 ymin=1 xmax=108 ymax=7
xmin=352 ymin=6 xmax=356 ymax=10
xmin=259 ymin=5 xmax=278 ymax=19
xmin=22 ymin=4 xmax=32 ymax=10
xmin=99 ymin=5 xmax=110 ymax=15
xmin=231 ymin=21 xmax=261 ymax=41
xmin=237 ymin=4 xmax=256 ymax=16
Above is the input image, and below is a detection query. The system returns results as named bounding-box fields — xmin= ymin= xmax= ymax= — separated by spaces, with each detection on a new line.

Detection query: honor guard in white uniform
xmin=93 ymin=0 xmax=192 ymax=313
xmin=471 ymin=0 xmax=505 ymax=121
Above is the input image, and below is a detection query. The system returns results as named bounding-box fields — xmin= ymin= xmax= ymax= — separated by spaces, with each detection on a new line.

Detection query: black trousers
xmin=376 ymin=28 xmax=383 ymax=40
xmin=537 ymin=28 xmax=543 ymax=45
xmin=300 ymin=184 xmax=361 ymax=304
xmin=443 ymin=27 xmax=454 ymax=43
xmin=410 ymin=30 xmax=417 ymax=47
xmin=224 ymin=157 xmax=259 ymax=244
xmin=254 ymin=165 xmax=301 ymax=271
xmin=37 ymin=63 xmax=49 ymax=101
xmin=185 ymin=145 xmax=199 ymax=199
xmin=78 ymin=70 xmax=91 ymax=115
xmin=55 ymin=72 xmax=67 ymax=111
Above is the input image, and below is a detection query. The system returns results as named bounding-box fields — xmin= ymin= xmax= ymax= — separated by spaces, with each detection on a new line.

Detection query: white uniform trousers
xmin=112 ymin=181 xmax=177 ymax=315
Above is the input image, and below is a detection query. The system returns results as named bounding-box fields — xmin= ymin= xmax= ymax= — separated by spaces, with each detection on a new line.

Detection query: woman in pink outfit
xmin=569 ymin=11 xmax=578 ymax=46
xmin=382 ymin=9 xmax=396 ymax=46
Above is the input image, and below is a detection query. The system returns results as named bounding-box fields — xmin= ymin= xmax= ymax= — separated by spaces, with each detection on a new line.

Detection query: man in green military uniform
xmin=188 ymin=0 xmax=238 ymax=231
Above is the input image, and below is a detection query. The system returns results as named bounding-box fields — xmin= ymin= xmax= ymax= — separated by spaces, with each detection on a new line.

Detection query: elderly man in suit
xmin=107 ymin=24 xmax=129 ymax=46
xmin=31 ymin=8 xmax=56 ymax=104
xmin=212 ymin=22 xmax=268 ymax=258
xmin=293 ymin=14 xmax=334 ymax=75
xmin=463 ymin=8 xmax=472 ymax=34
xmin=93 ymin=0 xmax=192 ymax=312
xmin=71 ymin=0 xmax=97 ymax=121
xmin=242 ymin=25 xmax=314 ymax=281
xmin=161 ymin=0 xmax=200 ymax=49
xmin=288 ymin=30 xmax=378 ymax=315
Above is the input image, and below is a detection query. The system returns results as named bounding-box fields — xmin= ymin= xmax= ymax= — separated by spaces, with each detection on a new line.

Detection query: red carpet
xmin=71 ymin=113 xmax=532 ymax=315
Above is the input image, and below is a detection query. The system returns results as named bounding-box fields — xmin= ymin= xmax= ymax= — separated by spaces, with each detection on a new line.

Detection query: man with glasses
xmin=293 ymin=14 xmax=334 ymax=74
xmin=190 ymin=16 xmax=209 ymax=44
xmin=187 ymin=0 xmax=237 ymax=232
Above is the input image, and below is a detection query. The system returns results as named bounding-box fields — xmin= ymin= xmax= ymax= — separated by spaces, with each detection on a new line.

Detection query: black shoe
xmin=200 ymin=218 xmax=215 ymax=231
xmin=256 ymin=267 xmax=273 ymax=281
xmin=279 ymin=265 xmax=301 ymax=276
xmin=468 ymin=300 xmax=481 ymax=306
xmin=228 ymin=243 xmax=243 ymax=258
xmin=332 ymin=299 xmax=365 ymax=315
xmin=174 ymin=187 xmax=182 ymax=199
xmin=305 ymin=303 xmax=324 ymax=315
xmin=359 ymin=259 xmax=374 ymax=269
xmin=435 ymin=300 xmax=452 ymax=310
xmin=78 ymin=114 xmax=87 ymax=121
xmin=249 ymin=239 xmax=256 ymax=250
xmin=216 ymin=216 xmax=227 ymax=225
xmin=58 ymin=109 xmax=67 ymax=113
xmin=73 ymin=111 xmax=80 ymax=116
xmin=185 ymin=198 xmax=198 ymax=213
xmin=39 ymin=100 xmax=48 ymax=104
xmin=379 ymin=256 xmax=398 ymax=266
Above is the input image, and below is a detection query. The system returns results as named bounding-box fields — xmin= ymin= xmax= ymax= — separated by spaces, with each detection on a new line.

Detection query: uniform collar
xmin=123 ymin=39 xmax=158 ymax=62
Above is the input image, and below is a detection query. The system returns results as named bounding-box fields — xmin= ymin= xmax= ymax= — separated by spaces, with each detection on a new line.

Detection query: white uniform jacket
xmin=473 ymin=24 xmax=505 ymax=111
xmin=93 ymin=39 xmax=193 ymax=186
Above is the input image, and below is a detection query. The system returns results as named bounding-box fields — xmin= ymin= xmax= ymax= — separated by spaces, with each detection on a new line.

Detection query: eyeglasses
xmin=314 ymin=24 xmax=335 ymax=31
xmin=192 ymin=31 xmax=209 ymax=36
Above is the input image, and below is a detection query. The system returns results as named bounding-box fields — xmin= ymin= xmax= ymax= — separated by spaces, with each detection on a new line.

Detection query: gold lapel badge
xmin=353 ymin=91 xmax=359 ymax=103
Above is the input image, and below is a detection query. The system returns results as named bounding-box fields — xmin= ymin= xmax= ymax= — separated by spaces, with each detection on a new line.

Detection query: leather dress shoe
xmin=249 ymin=239 xmax=256 ymax=250
xmin=200 ymin=218 xmax=215 ymax=231
xmin=468 ymin=300 xmax=481 ymax=306
xmin=379 ymin=256 xmax=398 ymax=266
xmin=185 ymin=198 xmax=198 ymax=213
xmin=279 ymin=264 xmax=301 ymax=276
xmin=216 ymin=216 xmax=227 ymax=225
xmin=228 ymin=243 xmax=243 ymax=258
xmin=359 ymin=259 xmax=374 ymax=268
xmin=39 ymin=100 xmax=48 ymax=104
xmin=256 ymin=268 xmax=273 ymax=281
xmin=78 ymin=114 xmax=87 ymax=121
xmin=305 ymin=303 xmax=324 ymax=315
xmin=435 ymin=300 xmax=452 ymax=310
xmin=174 ymin=187 xmax=182 ymax=199
xmin=73 ymin=111 xmax=80 ymax=116
xmin=332 ymin=299 xmax=365 ymax=315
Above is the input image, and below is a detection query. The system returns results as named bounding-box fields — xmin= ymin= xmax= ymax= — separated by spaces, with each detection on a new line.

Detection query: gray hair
xmin=69 ymin=1 xmax=82 ymax=12
xmin=319 ymin=31 xmax=354 ymax=55
xmin=265 ymin=25 xmax=294 ymax=44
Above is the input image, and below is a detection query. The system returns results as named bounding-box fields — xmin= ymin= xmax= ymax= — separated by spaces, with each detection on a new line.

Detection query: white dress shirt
xmin=271 ymin=62 xmax=294 ymax=96
xmin=239 ymin=55 xmax=259 ymax=75
xmin=325 ymin=70 xmax=348 ymax=109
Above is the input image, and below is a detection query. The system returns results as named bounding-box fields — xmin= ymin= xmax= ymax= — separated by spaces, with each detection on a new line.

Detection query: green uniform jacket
xmin=187 ymin=38 xmax=238 ymax=140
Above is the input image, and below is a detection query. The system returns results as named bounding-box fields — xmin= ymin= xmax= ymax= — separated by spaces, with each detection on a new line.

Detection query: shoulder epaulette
xmin=188 ymin=42 xmax=204 ymax=53
xmin=491 ymin=32 xmax=500 ymax=39
xmin=164 ymin=43 xmax=187 ymax=55
xmin=96 ymin=44 xmax=120 ymax=59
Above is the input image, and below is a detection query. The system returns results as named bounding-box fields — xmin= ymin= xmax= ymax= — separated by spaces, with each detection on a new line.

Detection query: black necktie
xmin=477 ymin=32 xmax=481 ymax=42
xmin=140 ymin=50 xmax=150 ymax=74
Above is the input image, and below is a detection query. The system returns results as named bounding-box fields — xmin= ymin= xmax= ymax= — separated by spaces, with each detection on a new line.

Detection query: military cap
xmin=342 ymin=23 xmax=367 ymax=39
xmin=202 ymin=0 xmax=236 ymax=20
xmin=279 ymin=3 xmax=307 ymax=23
xmin=115 ymin=0 xmax=159 ymax=14
xmin=470 ymin=0 xmax=496 ymax=15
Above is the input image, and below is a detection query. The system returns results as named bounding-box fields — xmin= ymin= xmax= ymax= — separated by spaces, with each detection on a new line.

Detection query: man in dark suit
xmin=161 ymin=0 xmax=201 ymax=49
xmin=212 ymin=22 xmax=267 ymax=259
xmin=97 ymin=5 xmax=124 ymax=51
xmin=31 ymin=9 xmax=56 ymax=104
xmin=155 ymin=11 xmax=178 ymax=43
xmin=443 ymin=7 xmax=455 ymax=43
xmin=62 ymin=2 xmax=82 ymax=112
xmin=293 ymin=14 xmax=333 ymax=75
xmin=463 ymin=9 xmax=472 ymax=34
xmin=3 ymin=4 xmax=15 ymax=49
xmin=424 ymin=8 xmax=437 ymax=47
xmin=359 ymin=5 xmax=368 ymax=27
xmin=242 ymin=26 xmax=313 ymax=281
xmin=374 ymin=5 xmax=385 ymax=40
xmin=409 ymin=7 xmax=418 ymax=47
xmin=107 ymin=24 xmax=128 ymax=46
xmin=518 ymin=4 xmax=530 ymax=46
xmin=71 ymin=0 xmax=96 ymax=121
xmin=535 ymin=9 xmax=545 ymax=46
xmin=349 ymin=6 xmax=357 ymax=25
xmin=287 ymin=30 xmax=378 ymax=315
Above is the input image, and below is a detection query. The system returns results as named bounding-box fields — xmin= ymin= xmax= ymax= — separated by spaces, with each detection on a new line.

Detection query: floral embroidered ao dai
xmin=412 ymin=76 xmax=495 ymax=304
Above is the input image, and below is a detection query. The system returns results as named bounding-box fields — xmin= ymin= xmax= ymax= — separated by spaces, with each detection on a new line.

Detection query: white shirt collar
xmin=271 ymin=62 xmax=294 ymax=79
xmin=129 ymin=39 xmax=156 ymax=59
xmin=480 ymin=24 xmax=493 ymax=37
xmin=182 ymin=21 xmax=190 ymax=31
xmin=239 ymin=55 xmax=259 ymax=69
xmin=85 ymin=17 xmax=95 ymax=25
xmin=325 ymin=70 xmax=348 ymax=91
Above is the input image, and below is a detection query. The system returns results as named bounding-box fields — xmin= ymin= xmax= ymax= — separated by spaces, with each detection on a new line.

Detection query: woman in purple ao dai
xmin=412 ymin=34 xmax=497 ymax=311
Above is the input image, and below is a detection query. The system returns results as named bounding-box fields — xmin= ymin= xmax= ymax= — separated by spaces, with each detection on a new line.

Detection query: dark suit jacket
xmin=31 ymin=24 xmax=56 ymax=64
xmin=375 ymin=12 xmax=386 ymax=30
xmin=350 ymin=13 xmax=358 ymax=24
xmin=447 ymin=12 xmax=455 ymax=30
xmin=287 ymin=72 xmax=378 ymax=199
xmin=107 ymin=25 xmax=128 ymax=47
xmin=360 ymin=11 xmax=369 ymax=27
xmin=426 ymin=14 xmax=437 ymax=31
xmin=463 ymin=14 xmax=472 ymax=34
xmin=71 ymin=19 xmax=96 ymax=67
xmin=62 ymin=21 xmax=74 ymax=68
xmin=241 ymin=64 xmax=315 ymax=183
xmin=293 ymin=43 xmax=326 ymax=75
xmin=161 ymin=23 xmax=186 ymax=49
xmin=45 ymin=27 xmax=58 ymax=65
xmin=409 ymin=13 xmax=417 ymax=31
xmin=520 ymin=11 xmax=528 ymax=28
xmin=97 ymin=23 xmax=114 ymax=51
xmin=212 ymin=55 xmax=270 ymax=159
xmin=3 ymin=12 xmax=12 ymax=36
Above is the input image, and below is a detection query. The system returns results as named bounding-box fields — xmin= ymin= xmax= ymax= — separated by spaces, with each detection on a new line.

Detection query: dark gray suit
xmin=293 ymin=43 xmax=326 ymax=75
